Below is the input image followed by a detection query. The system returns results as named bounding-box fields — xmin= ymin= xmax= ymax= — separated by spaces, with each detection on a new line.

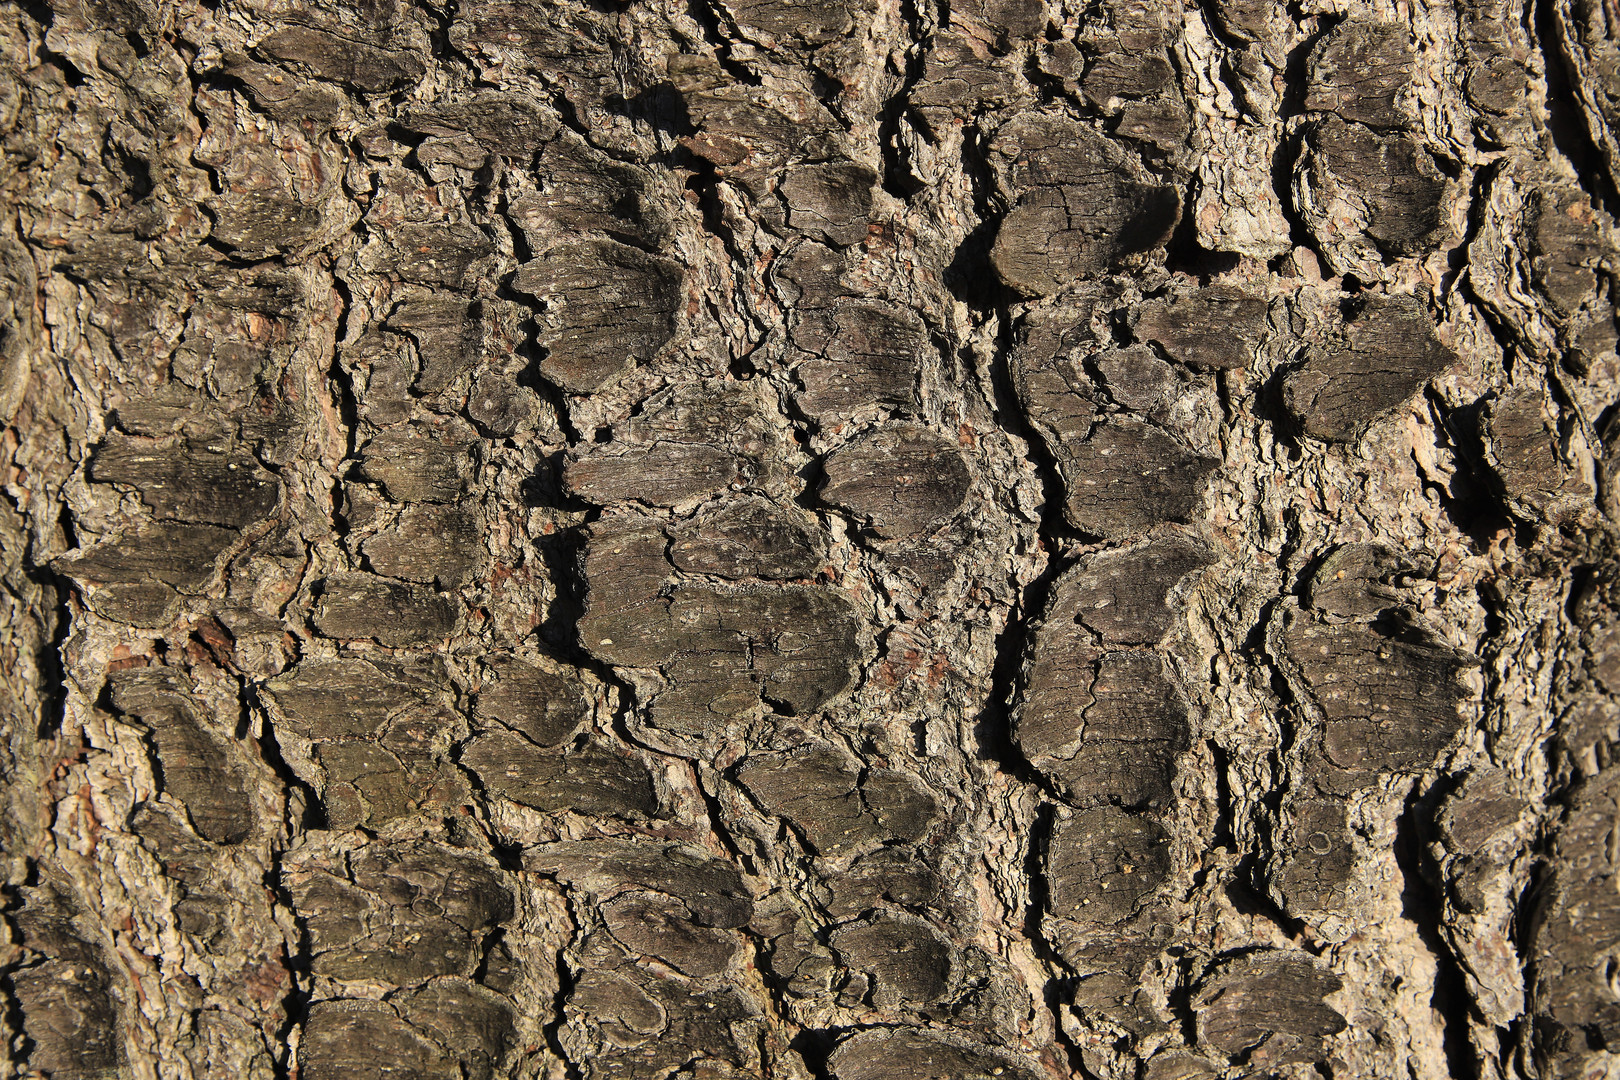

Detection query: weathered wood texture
xmin=0 ymin=0 xmax=1616 ymax=1078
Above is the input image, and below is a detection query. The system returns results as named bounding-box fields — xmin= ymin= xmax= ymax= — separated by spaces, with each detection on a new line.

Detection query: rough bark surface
xmin=1 ymin=0 xmax=1618 ymax=1078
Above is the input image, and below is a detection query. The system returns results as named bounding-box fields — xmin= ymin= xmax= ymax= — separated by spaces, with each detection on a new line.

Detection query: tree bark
xmin=1 ymin=0 xmax=1617 ymax=1078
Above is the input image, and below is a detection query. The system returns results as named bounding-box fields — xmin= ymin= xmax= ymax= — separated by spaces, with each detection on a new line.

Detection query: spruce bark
xmin=1 ymin=1 xmax=1617 ymax=1079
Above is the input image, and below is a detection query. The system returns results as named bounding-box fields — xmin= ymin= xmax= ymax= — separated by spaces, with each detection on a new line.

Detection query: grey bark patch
xmin=396 ymin=92 xmax=556 ymax=159
xmin=1268 ymin=798 xmax=1357 ymax=913
xmin=988 ymin=114 xmax=1179 ymax=296
xmin=1466 ymin=54 xmax=1530 ymax=115
xmin=579 ymin=515 xmax=861 ymax=725
xmin=383 ymin=296 xmax=481 ymax=395
xmin=789 ymin=298 xmax=926 ymax=422
xmin=341 ymin=330 xmax=418 ymax=428
xmin=1011 ymin=308 xmax=1101 ymax=429
xmin=565 ymin=380 xmax=778 ymax=508
xmin=1012 ymin=323 xmax=1219 ymax=531
xmin=474 ymin=656 xmax=591 ymax=746
xmin=525 ymin=840 xmax=753 ymax=928
xmin=1282 ymin=292 xmax=1457 ymax=443
xmin=1143 ymin=1051 xmax=1221 ymax=1080
xmin=313 ymin=573 xmax=457 ymax=647
xmin=1298 ymin=117 xmax=1447 ymax=263
xmin=1091 ymin=345 xmax=1180 ymax=417
xmin=317 ymin=740 xmax=421 ymax=829
xmin=1483 ymin=386 xmax=1581 ymax=518
xmin=220 ymin=50 xmax=344 ymax=122
xmin=735 ymin=744 xmax=936 ymax=855
xmin=89 ymin=435 xmax=279 ymax=527
xmin=673 ymin=61 xmax=843 ymax=171
xmin=56 ymin=521 xmax=235 ymax=594
xmin=1529 ymin=768 xmax=1620 ymax=1066
xmin=1020 ymin=539 xmax=1207 ymax=808
xmin=1192 ymin=952 xmax=1347 ymax=1066
xmin=1045 ymin=806 xmax=1172 ymax=924
xmin=1435 ymin=768 xmax=1527 ymax=855
xmin=569 ymin=970 xmax=666 ymax=1036
xmin=449 ymin=0 xmax=619 ymax=110
xmin=368 ymin=223 xmax=497 ymax=290
xmin=1083 ymin=50 xmax=1175 ymax=105
xmin=461 ymin=733 xmax=659 ymax=817
xmin=358 ymin=418 xmax=478 ymax=502
xmin=397 ymin=979 xmax=517 ymax=1080
xmin=13 ymin=885 xmax=102 ymax=963
xmin=1115 ymin=98 xmax=1192 ymax=154
xmin=513 ymin=240 xmax=682 ymax=394
xmin=825 ymin=848 xmax=942 ymax=915
xmin=361 ymin=502 xmax=484 ymax=588
xmin=306 ymin=704 xmax=471 ymax=832
xmin=1044 ymin=536 xmax=1214 ymax=645
xmin=285 ymin=841 xmax=512 ymax=985
xmin=818 ymin=424 xmax=972 ymax=538
xmin=1527 ymin=186 xmax=1607 ymax=316
xmin=299 ymin=1000 xmax=453 ymax=1080
xmin=829 ymin=915 xmax=954 ymax=1006
xmin=133 ymin=805 xmax=247 ymax=947
xmin=11 ymin=886 xmax=123 ymax=1076
xmin=1304 ymin=18 xmax=1417 ymax=128
xmin=206 ymin=193 xmax=328 ymax=259
xmin=263 ymin=657 xmax=438 ymax=741
xmin=576 ymin=515 xmax=674 ymax=640
xmin=961 ymin=0 xmax=1047 ymax=42
xmin=662 ymin=586 xmax=863 ymax=717
xmin=1128 ymin=285 xmax=1268 ymax=370
xmin=1018 ymin=649 xmax=1189 ymax=810
xmin=570 ymin=976 xmax=755 ymax=1078
xmin=1277 ymin=609 xmax=1473 ymax=779
xmin=601 ymin=892 xmax=741 ymax=976
xmin=911 ymin=33 xmax=1022 ymax=118
xmin=77 ymin=580 xmax=184 ymax=627
xmin=827 ymin=1027 xmax=1037 ymax=1080
xmin=778 ymin=161 xmax=877 ymax=246
xmin=859 ymin=768 xmax=942 ymax=843
xmin=668 ymin=497 xmax=823 ymax=580
xmin=568 ymin=442 xmax=752 ymax=509
xmin=508 ymin=136 xmax=670 ymax=247
xmin=717 ymin=0 xmax=863 ymax=50
xmin=255 ymin=21 xmax=426 ymax=93
xmin=108 ymin=669 xmax=255 ymax=844
xmin=1306 ymin=542 xmax=1423 ymax=617
xmin=1068 ymin=942 xmax=1170 ymax=1035
xmin=6 ymin=0 xmax=1601 ymax=1070
xmin=13 ymin=960 xmax=123 ymax=1078
xmin=467 ymin=370 xmax=537 ymax=437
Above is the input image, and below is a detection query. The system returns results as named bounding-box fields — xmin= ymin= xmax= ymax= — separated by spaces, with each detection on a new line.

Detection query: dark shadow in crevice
xmin=874 ymin=0 xmax=930 ymax=200
xmin=1394 ymin=778 xmax=1481 ymax=1080
xmin=1161 ymin=176 xmax=1242 ymax=282
xmin=1425 ymin=390 xmax=1522 ymax=553
xmin=542 ymin=928 xmax=587 ymax=1080
xmin=1535 ymin=0 xmax=1620 ymax=220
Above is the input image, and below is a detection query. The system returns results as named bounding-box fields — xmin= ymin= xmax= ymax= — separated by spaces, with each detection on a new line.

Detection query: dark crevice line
xmin=1421 ymin=389 xmax=1520 ymax=552
xmin=875 ymin=0 xmax=930 ymax=201
xmin=25 ymin=555 xmax=73 ymax=745
xmin=1393 ymin=780 xmax=1480 ymax=1080
xmin=542 ymin=906 xmax=586 ymax=1080
xmin=1534 ymin=0 xmax=1620 ymax=221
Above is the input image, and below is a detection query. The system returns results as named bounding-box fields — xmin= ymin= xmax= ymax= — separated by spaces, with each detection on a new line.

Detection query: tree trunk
xmin=2 ymin=0 xmax=1617 ymax=1077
